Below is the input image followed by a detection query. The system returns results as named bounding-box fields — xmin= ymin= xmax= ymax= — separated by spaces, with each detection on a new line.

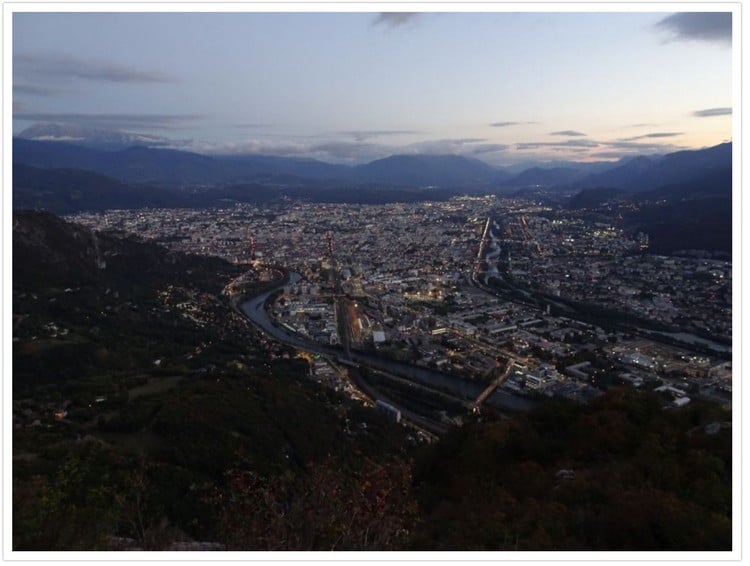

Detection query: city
xmin=10 ymin=9 xmax=736 ymax=554
xmin=69 ymin=195 xmax=732 ymax=431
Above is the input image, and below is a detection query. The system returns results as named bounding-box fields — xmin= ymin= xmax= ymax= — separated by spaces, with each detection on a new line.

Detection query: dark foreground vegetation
xmin=12 ymin=212 xmax=731 ymax=551
xmin=411 ymin=391 xmax=731 ymax=550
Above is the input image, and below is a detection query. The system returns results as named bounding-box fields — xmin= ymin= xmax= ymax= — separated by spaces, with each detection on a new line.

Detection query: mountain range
xmin=576 ymin=142 xmax=733 ymax=191
xmin=13 ymin=125 xmax=733 ymax=253
xmin=13 ymin=137 xmax=732 ymax=192
xmin=14 ymin=124 xmax=732 ymax=191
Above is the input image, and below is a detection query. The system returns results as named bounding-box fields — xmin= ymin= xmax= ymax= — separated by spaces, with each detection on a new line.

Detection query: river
xmin=238 ymin=274 xmax=534 ymax=413
xmin=480 ymin=218 xmax=730 ymax=355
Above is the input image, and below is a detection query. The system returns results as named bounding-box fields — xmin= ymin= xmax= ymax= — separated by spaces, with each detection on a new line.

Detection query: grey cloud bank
xmin=372 ymin=12 xmax=421 ymax=28
xmin=491 ymin=121 xmax=537 ymax=128
xmin=623 ymin=132 xmax=683 ymax=141
xmin=550 ymin=130 xmax=587 ymax=137
xmin=517 ymin=139 xmax=599 ymax=150
xmin=234 ymin=124 xmax=274 ymax=129
xmin=14 ymin=112 xmax=203 ymax=130
xmin=14 ymin=52 xmax=178 ymax=83
xmin=13 ymin=83 xmax=66 ymax=96
xmin=338 ymin=130 xmax=422 ymax=142
xmin=656 ymin=12 xmax=731 ymax=44
xmin=693 ymin=107 xmax=732 ymax=117
xmin=193 ymin=135 xmax=509 ymax=164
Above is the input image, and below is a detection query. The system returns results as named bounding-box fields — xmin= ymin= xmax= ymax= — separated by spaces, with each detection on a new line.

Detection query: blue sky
xmin=12 ymin=9 xmax=733 ymax=165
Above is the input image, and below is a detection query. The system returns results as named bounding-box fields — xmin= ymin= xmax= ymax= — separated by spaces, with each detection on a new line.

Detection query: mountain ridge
xmin=13 ymin=136 xmax=732 ymax=193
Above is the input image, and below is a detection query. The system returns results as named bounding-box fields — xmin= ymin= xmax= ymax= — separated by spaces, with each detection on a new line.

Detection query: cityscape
xmin=9 ymin=7 xmax=736 ymax=556
xmin=68 ymin=197 xmax=732 ymax=430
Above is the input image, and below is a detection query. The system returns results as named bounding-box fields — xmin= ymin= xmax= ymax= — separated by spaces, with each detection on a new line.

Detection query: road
xmin=472 ymin=358 xmax=514 ymax=409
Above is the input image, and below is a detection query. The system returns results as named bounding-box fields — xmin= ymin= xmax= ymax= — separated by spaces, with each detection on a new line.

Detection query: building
xmin=372 ymin=329 xmax=386 ymax=344
xmin=375 ymin=400 xmax=402 ymax=423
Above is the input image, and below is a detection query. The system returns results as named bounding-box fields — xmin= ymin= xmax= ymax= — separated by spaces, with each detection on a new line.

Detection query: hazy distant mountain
xmin=499 ymin=158 xmax=622 ymax=176
xmin=518 ymin=144 xmax=730 ymax=193
xmin=566 ymin=165 xmax=732 ymax=254
xmin=13 ymin=138 xmax=510 ymax=188
xmin=14 ymin=138 xmax=335 ymax=186
xmin=499 ymin=166 xmax=587 ymax=188
xmin=565 ymin=187 xmax=631 ymax=209
xmin=13 ymin=138 xmax=353 ymax=186
xmin=12 ymin=163 xmax=191 ymax=213
xmin=12 ymin=163 xmax=458 ymax=213
xmin=219 ymin=153 xmax=352 ymax=182
xmin=13 ymin=139 xmax=246 ymax=185
xmin=580 ymin=143 xmax=731 ymax=191
xmin=13 ymin=137 xmax=732 ymax=196
xmin=353 ymin=154 xmax=510 ymax=187
xmin=578 ymin=156 xmax=656 ymax=189
xmin=13 ymin=210 xmax=110 ymax=290
xmin=17 ymin=123 xmax=173 ymax=150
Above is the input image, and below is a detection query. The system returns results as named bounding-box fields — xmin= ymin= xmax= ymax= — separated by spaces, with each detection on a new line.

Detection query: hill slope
xmin=12 ymin=163 xmax=193 ymax=213
xmin=412 ymin=390 xmax=731 ymax=550
xmin=581 ymin=143 xmax=731 ymax=191
xmin=14 ymin=138 xmax=511 ymax=188
xmin=354 ymin=154 xmax=508 ymax=187
xmin=566 ymin=167 xmax=732 ymax=254
xmin=12 ymin=211 xmax=414 ymax=550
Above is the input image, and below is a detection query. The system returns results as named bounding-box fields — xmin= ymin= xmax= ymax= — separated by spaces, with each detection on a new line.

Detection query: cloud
xmin=406 ymin=138 xmax=508 ymax=156
xmin=14 ymin=52 xmax=178 ymax=83
xmin=605 ymin=140 xmax=672 ymax=150
xmin=640 ymin=132 xmax=682 ymax=138
xmin=312 ymin=138 xmax=508 ymax=162
xmin=309 ymin=141 xmax=387 ymax=161
xmin=13 ymin=112 xmax=204 ymax=130
xmin=13 ymin=100 xmax=26 ymax=113
xmin=490 ymin=121 xmax=537 ymax=128
xmin=206 ymin=138 xmax=322 ymax=157
xmin=516 ymin=139 xmax=599 ymax=150
xmin=693 ymin=107 xmax=732 ymax=117
xmin=13 ymin=83 xmax=66 ymax=96
xmin=621 ymin=132 xmax=683 ymax=141
xmin=602 ymin=140 xmax=688 ymax=154
xmin=539 ymin=146 xmax=592 ymax=155
xmin=549 ymin=130 xmax=586 ymax=137
xmin=16 ymin=122 xmax=181 ymax=146
xmin=589 ymin=144 xmax=685 ymax=158
xmin=197 ymin=137 xmax=393 ymax=163
xmin=655 ymin=12 xmax=731 ymax=45
xmin=152 ymin=131 xmax=693 ymax=166
xmin=337 ymin=129 xmax=421 ymax=142
xmin=196 ymin=135 xmax=508 ymax=164
xmin=466 ymin=144 xmax=510 ymax=155
xmin=372 ymin=12 xmax=421 ymax=28
xmin=234 ymin=123 xmax=273 ymax=129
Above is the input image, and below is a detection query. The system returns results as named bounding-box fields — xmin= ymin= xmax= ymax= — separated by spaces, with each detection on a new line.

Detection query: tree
xmin=214 ymin=456 xmax=418 ymax=550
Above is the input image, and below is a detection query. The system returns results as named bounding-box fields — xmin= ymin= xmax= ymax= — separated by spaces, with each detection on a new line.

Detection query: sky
xmin=11 ymin=7 xmax=734 ymax=166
